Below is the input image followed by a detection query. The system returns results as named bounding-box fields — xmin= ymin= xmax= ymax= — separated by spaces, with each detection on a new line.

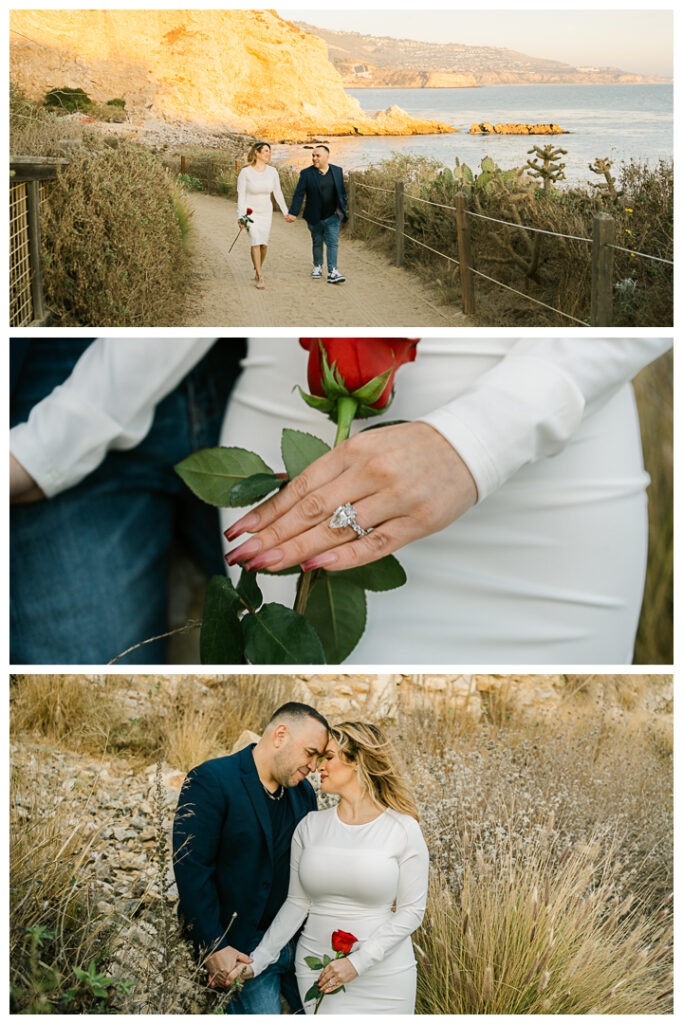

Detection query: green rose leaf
xmin=304 ymin=982 xmax=323 ymax=1002
xmin=351 ymin=366 xmax=393 ymax=405
xmin=175 ymin=447 xmax=273 ymax=507
xmin=228 ymin=472 xmax=281 ymax=506
xmin=303 ymin=956 xmax=324 ymax=971
xmin=304 ymin=574 xmax=367 ymax=663
xmin=329 ymin=554 xmax=407 ymax=592
xmin=322 ymin=954 xmax=332 ymax=967
xmin=236 ymin=569 xmax=263 ymax=611
xmin=281 ymin=429 xmax=331 ymax=480
xmin=243 ymin=603 xmax=326 ymax=664
xmin=200 ymin=576 xmax=244 ymax=664
xmin=296 ymin=386 xmax=335 ymax=414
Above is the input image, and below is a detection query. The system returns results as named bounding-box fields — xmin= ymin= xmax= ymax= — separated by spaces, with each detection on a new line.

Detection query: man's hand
xmin=284 ymin=213 xmax=296 ymax=222
xmin=206 ymin=946 xmax=253 ymax=988
xmin=10 ymin=454 xmax=45 ymax=504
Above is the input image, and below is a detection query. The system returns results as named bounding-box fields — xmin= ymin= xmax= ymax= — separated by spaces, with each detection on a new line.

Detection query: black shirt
xmin=259 ymin=789 xmax=295 ymax=930
xmin=318 ymin=169 xmax=337 ymax=220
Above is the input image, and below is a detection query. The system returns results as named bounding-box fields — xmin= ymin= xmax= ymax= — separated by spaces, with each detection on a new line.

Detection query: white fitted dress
xmin=236 ymin=166 xmax=289 ymax=245
xmin=249 ymin=807 xmax=429 ymax=1014
xmin=219 ymin=338 xmax=671 ymax=664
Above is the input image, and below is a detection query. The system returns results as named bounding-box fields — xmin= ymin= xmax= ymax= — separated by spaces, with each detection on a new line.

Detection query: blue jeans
xmin=225 ymin=939 xmax=301 ymax=1015
xmin=308 ymin=214 xmax=341 ymax=271
xmin=10 ymin=339 xmax=245 ymax=664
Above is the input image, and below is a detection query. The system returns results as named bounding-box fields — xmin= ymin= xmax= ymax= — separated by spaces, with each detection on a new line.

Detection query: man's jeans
xmin=225 ymin=939 xmax=301 ymax=1015
xmin=10 ymin=339 xmax=245 ymax=664
xmin=308 ymin=213 xmax=341 ymax=271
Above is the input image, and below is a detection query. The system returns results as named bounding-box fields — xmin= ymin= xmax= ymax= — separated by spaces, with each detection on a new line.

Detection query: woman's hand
xmin=10 ymin=454 xmax=45 ymax=504
xmin=225 ymin=422 xmax=478 ymax=573
xmin=317 ymin=956 xmax=358 ymax=993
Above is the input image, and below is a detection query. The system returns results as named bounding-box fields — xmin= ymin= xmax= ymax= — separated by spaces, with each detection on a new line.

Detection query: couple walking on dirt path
xmin=236 ymin=141 xmax=347 ymax=290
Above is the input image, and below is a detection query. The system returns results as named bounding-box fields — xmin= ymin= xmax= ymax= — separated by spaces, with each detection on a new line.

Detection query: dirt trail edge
xmin=180 ymin=193 xmax=473 ymax=328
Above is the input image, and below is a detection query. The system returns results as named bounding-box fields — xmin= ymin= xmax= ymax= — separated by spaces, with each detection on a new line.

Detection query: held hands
xmin=206 ymin=946 xmax=253 ymax=989
xmin=226 ymin=422 xmax=478 ymax=574
xmin=284 ymin=213 xmax=296 ymax=222
xmin=317 ymin=956 xmax=358 ymax=993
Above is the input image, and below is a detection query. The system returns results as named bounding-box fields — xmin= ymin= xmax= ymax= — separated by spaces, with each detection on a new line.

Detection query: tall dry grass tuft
xmin=10 ymin=674 xmax=126 ymax=750
xmin=10 ymin=771 xmax=117 ymax=1012
xmin=416 ymin=841 xmax=672 ymax=1013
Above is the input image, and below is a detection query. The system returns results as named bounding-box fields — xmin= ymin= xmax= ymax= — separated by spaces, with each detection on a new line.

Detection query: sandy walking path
xmin=181 ymin=193 xmax=472 ymax=328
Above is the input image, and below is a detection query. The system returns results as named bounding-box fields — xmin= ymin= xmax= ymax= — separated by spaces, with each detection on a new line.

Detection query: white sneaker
xmin=327 ymin=268 xmax=346 ymax=284
xmin=311 ymin=265 xmax=323 ymax=279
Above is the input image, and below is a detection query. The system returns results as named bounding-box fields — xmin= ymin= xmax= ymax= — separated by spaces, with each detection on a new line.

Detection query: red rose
xmin=300 ymin=338 xmax=419 ymax=410
xmin=246 ymin=207 xmax=253 ymax=215
xmin=331 ymin=929 xmax=358 ymax=955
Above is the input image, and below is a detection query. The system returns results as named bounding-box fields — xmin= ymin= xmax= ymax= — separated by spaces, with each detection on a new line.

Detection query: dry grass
xmin=10 ymin=676 xmax=672 ymax=1013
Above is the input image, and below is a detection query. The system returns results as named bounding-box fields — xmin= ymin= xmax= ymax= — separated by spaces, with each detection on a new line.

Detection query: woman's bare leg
xmin=251 ymin=245 xmax=265 ymax=288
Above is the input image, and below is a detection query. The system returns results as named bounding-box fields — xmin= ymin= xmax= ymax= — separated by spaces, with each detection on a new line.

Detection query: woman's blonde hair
xmin=247 ymin=141 xmax=271 ymax=165
xmin=331 ymin=721 xmax=420 ymax=820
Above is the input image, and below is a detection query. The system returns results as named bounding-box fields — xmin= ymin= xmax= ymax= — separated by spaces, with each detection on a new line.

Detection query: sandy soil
xmin=180 ymin=193 xmax=472 ymax=328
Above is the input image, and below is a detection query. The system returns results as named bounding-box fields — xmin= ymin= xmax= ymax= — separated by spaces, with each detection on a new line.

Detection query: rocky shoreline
xmin=469 ymin=121 xmax=567 ymax=135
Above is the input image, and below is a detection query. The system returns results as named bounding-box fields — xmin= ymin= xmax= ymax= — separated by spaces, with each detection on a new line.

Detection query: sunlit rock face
xmin=9 ymin=9 xmax=453 ymax=139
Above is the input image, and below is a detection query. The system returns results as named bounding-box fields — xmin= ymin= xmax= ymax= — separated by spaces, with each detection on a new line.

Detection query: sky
xmin=280 ymin=9 xmax=673 ymax=78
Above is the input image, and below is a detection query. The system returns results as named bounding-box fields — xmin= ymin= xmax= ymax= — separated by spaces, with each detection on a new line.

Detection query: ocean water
xmin=274 ymin=84 xmax=672 ymax=187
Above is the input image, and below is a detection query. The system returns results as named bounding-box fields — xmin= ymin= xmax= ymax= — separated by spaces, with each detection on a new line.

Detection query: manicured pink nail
xmin=245 ymin=549 xmax=284 ymax=571
xmin=300 ymin=551 xmax=340 ymax=571
xmin=225 ymin=537 xmax=262 ymax=566
xmin=225 ymin=511 xmax=260 ymax=542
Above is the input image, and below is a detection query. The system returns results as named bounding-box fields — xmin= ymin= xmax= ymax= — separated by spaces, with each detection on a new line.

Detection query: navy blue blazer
xmin=172 ymin=744 xmax=317 ymax=958
xmin=288 ymin=163 xmax=348 ymax=225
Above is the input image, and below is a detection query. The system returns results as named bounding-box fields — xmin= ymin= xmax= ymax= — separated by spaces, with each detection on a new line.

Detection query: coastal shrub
xmin=10 ymin=82 xmax=90 ymax=155
xmin=44 ymin=86 xmax=93 ymax=113
xmin=349 ymin=152 xmax=672 ymax=327
xmin=40 ymin=144 xmax=189 ymax=325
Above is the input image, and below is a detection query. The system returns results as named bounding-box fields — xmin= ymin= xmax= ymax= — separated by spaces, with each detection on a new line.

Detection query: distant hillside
xmin=295 ymin=21 xmax=671 ymax=88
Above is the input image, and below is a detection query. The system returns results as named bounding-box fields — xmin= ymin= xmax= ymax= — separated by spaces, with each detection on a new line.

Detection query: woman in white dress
xmin=236 ymin=142 xmax=289 ymax=289
xmin=233 ymin=722 xmax=429 ymax=1014
xmin=221 ymin=338 xmax=672 ymax=664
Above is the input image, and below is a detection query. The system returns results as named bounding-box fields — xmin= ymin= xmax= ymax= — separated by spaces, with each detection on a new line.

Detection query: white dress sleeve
xmin=249 ymin=819 xmax=311 ymax=978
xmin=346 ymin=816 xmax=429 ymax=978
xmin=270 ymin=168 xmax=289 ymax=217
xmin=418 ymin=338 xmax=672 ymax=502
xmin=9 ymin=338 xmax=216 ymax=498
xmin=236 ymin=167 xmax=248 ymax=219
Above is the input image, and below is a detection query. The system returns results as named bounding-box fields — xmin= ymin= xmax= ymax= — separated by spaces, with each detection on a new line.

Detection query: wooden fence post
xmin=455 ymin=194 xmax=475 ymax=315
xmin=26 ymin=180 xmax=46 ymax=323
xmin=395 ymin=179 xmax=405 ymax=267
xmin=591 ymin=212 xmax=615 ymax=327
xmin=347 ymin=172 xmax=356 ymax=232
xmin=180 ymin=154 xmax=186 ymax=176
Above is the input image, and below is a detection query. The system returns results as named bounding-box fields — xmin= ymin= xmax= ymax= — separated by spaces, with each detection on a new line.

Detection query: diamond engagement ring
xmin=329 ymin=503 xmax=373 ymax=538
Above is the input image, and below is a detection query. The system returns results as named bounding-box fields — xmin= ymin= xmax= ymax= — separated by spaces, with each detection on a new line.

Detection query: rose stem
xmin=333 ymin=395 xmax=359 ymax=446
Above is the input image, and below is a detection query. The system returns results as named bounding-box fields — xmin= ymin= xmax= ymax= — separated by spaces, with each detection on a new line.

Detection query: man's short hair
xmin=313 ymin=144 xmax=330 ymax=154
xmin=268 ymin=701 xmax=329 ymax=732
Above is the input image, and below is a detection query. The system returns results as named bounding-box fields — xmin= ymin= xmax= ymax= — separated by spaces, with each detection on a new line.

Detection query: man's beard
xmin=272 ymin=751 xmax=308 ymax=788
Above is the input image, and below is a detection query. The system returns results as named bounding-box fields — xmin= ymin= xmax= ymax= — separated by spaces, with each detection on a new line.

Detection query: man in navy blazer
xmin=173 ymin=702 xmax=329 ymax=1014
xmin=285 ymin=145 xmax=348 ymax=284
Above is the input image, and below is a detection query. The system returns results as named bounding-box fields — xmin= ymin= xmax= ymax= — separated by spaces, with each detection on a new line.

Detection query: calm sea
xmin=274 ymin=84 xmax=672 ymax=186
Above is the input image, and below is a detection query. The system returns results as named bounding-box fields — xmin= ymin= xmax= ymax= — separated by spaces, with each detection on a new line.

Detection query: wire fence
xmin=9 ymin=159 xmax=63 ymax=326
xmin=347 ymin=173 xmax=673 ymax=326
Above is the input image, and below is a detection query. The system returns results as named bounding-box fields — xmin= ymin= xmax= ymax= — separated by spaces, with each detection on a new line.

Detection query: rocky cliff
xmin=9 ymin=9 xmax=453 ymax=139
